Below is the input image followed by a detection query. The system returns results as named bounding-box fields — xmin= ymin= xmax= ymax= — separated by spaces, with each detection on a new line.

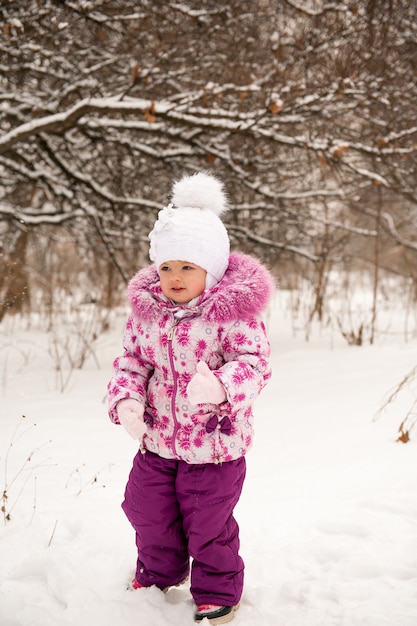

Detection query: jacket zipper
xmin=167 ymin=319 xmax=180 ymax=456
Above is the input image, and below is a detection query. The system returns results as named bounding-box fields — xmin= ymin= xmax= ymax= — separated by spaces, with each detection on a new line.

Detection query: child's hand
xmin=117 ymin=399 xmax=146 ymax=440
xmin=187 ymin=361 xmax=227 ymax=405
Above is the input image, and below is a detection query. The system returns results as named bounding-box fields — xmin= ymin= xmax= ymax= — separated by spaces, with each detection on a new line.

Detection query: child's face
xmin=159 ymin=260 xmax=207 ymax=304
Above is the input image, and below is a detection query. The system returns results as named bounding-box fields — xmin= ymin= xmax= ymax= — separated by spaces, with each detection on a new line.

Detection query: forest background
xmin=1 ymin=0 xmax=417 ymax=350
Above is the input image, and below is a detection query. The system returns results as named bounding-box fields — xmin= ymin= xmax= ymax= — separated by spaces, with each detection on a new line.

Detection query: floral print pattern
xmin=108 ymin=252 xmax=274 ymax=464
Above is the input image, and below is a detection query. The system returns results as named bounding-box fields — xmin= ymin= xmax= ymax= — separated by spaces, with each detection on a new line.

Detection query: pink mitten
xmin=187 ymin=361 xmax=226 ymax=405
xmin=117 ymin=399 xmax=146 ymax=440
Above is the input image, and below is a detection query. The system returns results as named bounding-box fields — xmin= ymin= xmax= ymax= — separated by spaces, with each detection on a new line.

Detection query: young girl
xmin=108 ymin=172 xmax=274 ymax=624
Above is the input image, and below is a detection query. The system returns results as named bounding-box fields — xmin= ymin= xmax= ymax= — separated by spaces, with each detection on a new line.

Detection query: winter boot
xmin=194 ymin=603 xmax=239 ymax=624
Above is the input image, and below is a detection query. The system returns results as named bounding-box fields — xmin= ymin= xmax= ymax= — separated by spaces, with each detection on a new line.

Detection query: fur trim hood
xmin=127 ymin=251 xmax=275 ymax=323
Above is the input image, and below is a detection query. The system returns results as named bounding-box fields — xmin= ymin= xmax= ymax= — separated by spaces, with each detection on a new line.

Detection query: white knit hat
xmin=149 ymin=172 xmax=230 ymax=289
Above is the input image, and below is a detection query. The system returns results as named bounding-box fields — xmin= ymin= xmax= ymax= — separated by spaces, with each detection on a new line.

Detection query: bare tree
xmin=1 ymin=0 xmax=416 ymax=325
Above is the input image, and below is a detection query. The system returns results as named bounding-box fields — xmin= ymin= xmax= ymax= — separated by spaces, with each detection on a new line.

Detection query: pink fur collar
xmin=127 ymin=251 xmax=274 ymax=322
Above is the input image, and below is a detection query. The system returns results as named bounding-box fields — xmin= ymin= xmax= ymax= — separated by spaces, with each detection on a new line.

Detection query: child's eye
xmin=160 ymin=265 xmax=170 ymax=272
xmin=183 ymin=265 xmax=193 ymax=271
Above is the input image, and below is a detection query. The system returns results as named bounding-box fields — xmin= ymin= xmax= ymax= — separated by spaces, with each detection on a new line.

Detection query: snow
xmin=1 ymin=294 xmax=417 ymax=626
xmin=354 ymin=168 xmax=389 ymax=187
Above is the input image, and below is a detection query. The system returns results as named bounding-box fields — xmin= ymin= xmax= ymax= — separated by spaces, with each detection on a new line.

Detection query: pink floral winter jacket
xmin=108 ymin=252 xmax=274 ymax=464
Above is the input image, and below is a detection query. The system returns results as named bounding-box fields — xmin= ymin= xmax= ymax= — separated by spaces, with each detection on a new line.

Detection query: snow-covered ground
xmin=1 ymin=293 xmax=417 ymax=626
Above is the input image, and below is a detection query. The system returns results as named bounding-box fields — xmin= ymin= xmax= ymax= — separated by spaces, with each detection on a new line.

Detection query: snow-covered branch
xmin=0 ymin=202 xmax=84 ymax=226
xmin=0 ymin=97 xmax=174 ymax=154
xmin=283 ymin=0 xmax=348 ymax=16
xmin=227 ymin=224 xmax=320 ymax=263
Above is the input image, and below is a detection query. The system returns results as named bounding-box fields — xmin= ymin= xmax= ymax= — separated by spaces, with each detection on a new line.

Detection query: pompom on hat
xmin=149 ymin=172 xmax=230 ymax=289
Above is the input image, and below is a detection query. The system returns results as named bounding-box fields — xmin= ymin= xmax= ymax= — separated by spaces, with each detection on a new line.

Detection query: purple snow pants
xmin=122 ymin=450 xmax=246 ymax=606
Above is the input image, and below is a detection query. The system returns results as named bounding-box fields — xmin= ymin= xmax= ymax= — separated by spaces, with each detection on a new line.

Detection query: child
xmin=108 ymin=171 xmax=274 ymax=624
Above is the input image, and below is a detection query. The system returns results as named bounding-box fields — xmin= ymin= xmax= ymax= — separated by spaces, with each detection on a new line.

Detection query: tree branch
xmin=0 ymin=96 xmax=173 ymax=154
